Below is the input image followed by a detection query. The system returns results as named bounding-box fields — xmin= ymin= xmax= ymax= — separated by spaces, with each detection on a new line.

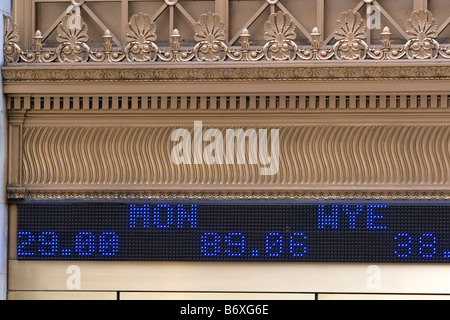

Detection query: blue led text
xmin=318 ymin=205 xmax=388 ymax=230
xmin=200 ymin=232 xmax=307 ymax=259
xmin=17 ymin=231 xmax=119 ymax=257
xmin=129 ymin=204 xmax=198 ymax=229
xmin=366 ymin=205 xmax=388 ymax=230
xmin=394 ymin=233 xmax=439 ymax=259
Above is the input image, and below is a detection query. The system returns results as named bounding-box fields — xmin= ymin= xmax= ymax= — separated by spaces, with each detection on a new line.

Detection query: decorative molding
xmin=333 ymin=10 xmax=368 ymax=60
xmin=405 ymin=10 xmax=440 ymax=59
xmin=4 ymin=9 xmax=450 ymax=64
xmin=6 ymin=189 xmax=450 ymax=201
xmin=5 ymin=93 xmax=450 ymax=111
xmin=3 ymin=62 xmax=450 ymax=84
xmin=4 ymin=2 xmax=450 ymax=202
xmin=14 ymin=125 xmax=449 ymax=189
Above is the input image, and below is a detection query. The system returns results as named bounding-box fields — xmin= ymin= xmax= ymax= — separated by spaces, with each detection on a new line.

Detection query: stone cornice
xmin=3 ymin=60 xmax=450 ymax=84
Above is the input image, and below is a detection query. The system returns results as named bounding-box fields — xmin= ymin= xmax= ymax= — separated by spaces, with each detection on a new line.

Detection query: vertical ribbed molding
xmin=0 ymin=0 xmax=12 ymax=301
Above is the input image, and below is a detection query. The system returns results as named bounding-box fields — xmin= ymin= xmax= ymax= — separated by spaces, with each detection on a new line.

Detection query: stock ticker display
xmin=15 ymin=202 xmax=450 ymax=263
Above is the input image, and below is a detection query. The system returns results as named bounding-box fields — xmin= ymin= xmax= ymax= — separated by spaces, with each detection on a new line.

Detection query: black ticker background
xmin=15 ymin=202 xmax=450 ymax=263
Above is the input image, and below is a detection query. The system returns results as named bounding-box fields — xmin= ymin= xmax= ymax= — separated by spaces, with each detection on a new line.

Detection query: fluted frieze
xmin=17 ymin=125 xmax=449 ymax=190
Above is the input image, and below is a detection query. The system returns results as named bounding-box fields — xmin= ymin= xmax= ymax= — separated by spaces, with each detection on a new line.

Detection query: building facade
xmin=2 ymin=0 xmax=450 ymax=300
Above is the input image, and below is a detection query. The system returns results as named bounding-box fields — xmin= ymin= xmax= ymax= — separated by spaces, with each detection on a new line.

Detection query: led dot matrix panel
xmin=15 ymin=202 xmax=450 ymax=263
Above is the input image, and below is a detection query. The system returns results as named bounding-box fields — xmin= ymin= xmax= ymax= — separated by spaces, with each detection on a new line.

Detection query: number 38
xmin=394 ymin=233 xmax=437 ymax=259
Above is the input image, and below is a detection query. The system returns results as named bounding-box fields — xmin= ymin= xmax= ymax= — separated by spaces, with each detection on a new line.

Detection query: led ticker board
xmin=15 ymin=202 xmax=450 ymax=263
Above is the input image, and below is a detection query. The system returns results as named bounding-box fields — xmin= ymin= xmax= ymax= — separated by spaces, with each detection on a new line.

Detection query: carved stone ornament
xmin=4 ymin=8 xmax=450 ymax=63
xmin=125 ymin=12 xmax=159 ymax=62
xmin=56 ymin=15 xmax=90 ymax=62
xmin=367 ymin=27 xmax=406 ymax=60
xmin=3 ymin=63 xmax=450 ymax=84
xmin=193 ymin=12 xmax=228 ymax=61
xmin=333 ymin=10 xmax=368 ymax=60
xmin=263 ymin=11 xmax=297 ymax=61
xmin=405 ymin=10 xmax=439 ymax=59
xmin=3 ymin=15 xmax=21 ymax=63
xmin=4 ymin=4 xmax=450 ymax=203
